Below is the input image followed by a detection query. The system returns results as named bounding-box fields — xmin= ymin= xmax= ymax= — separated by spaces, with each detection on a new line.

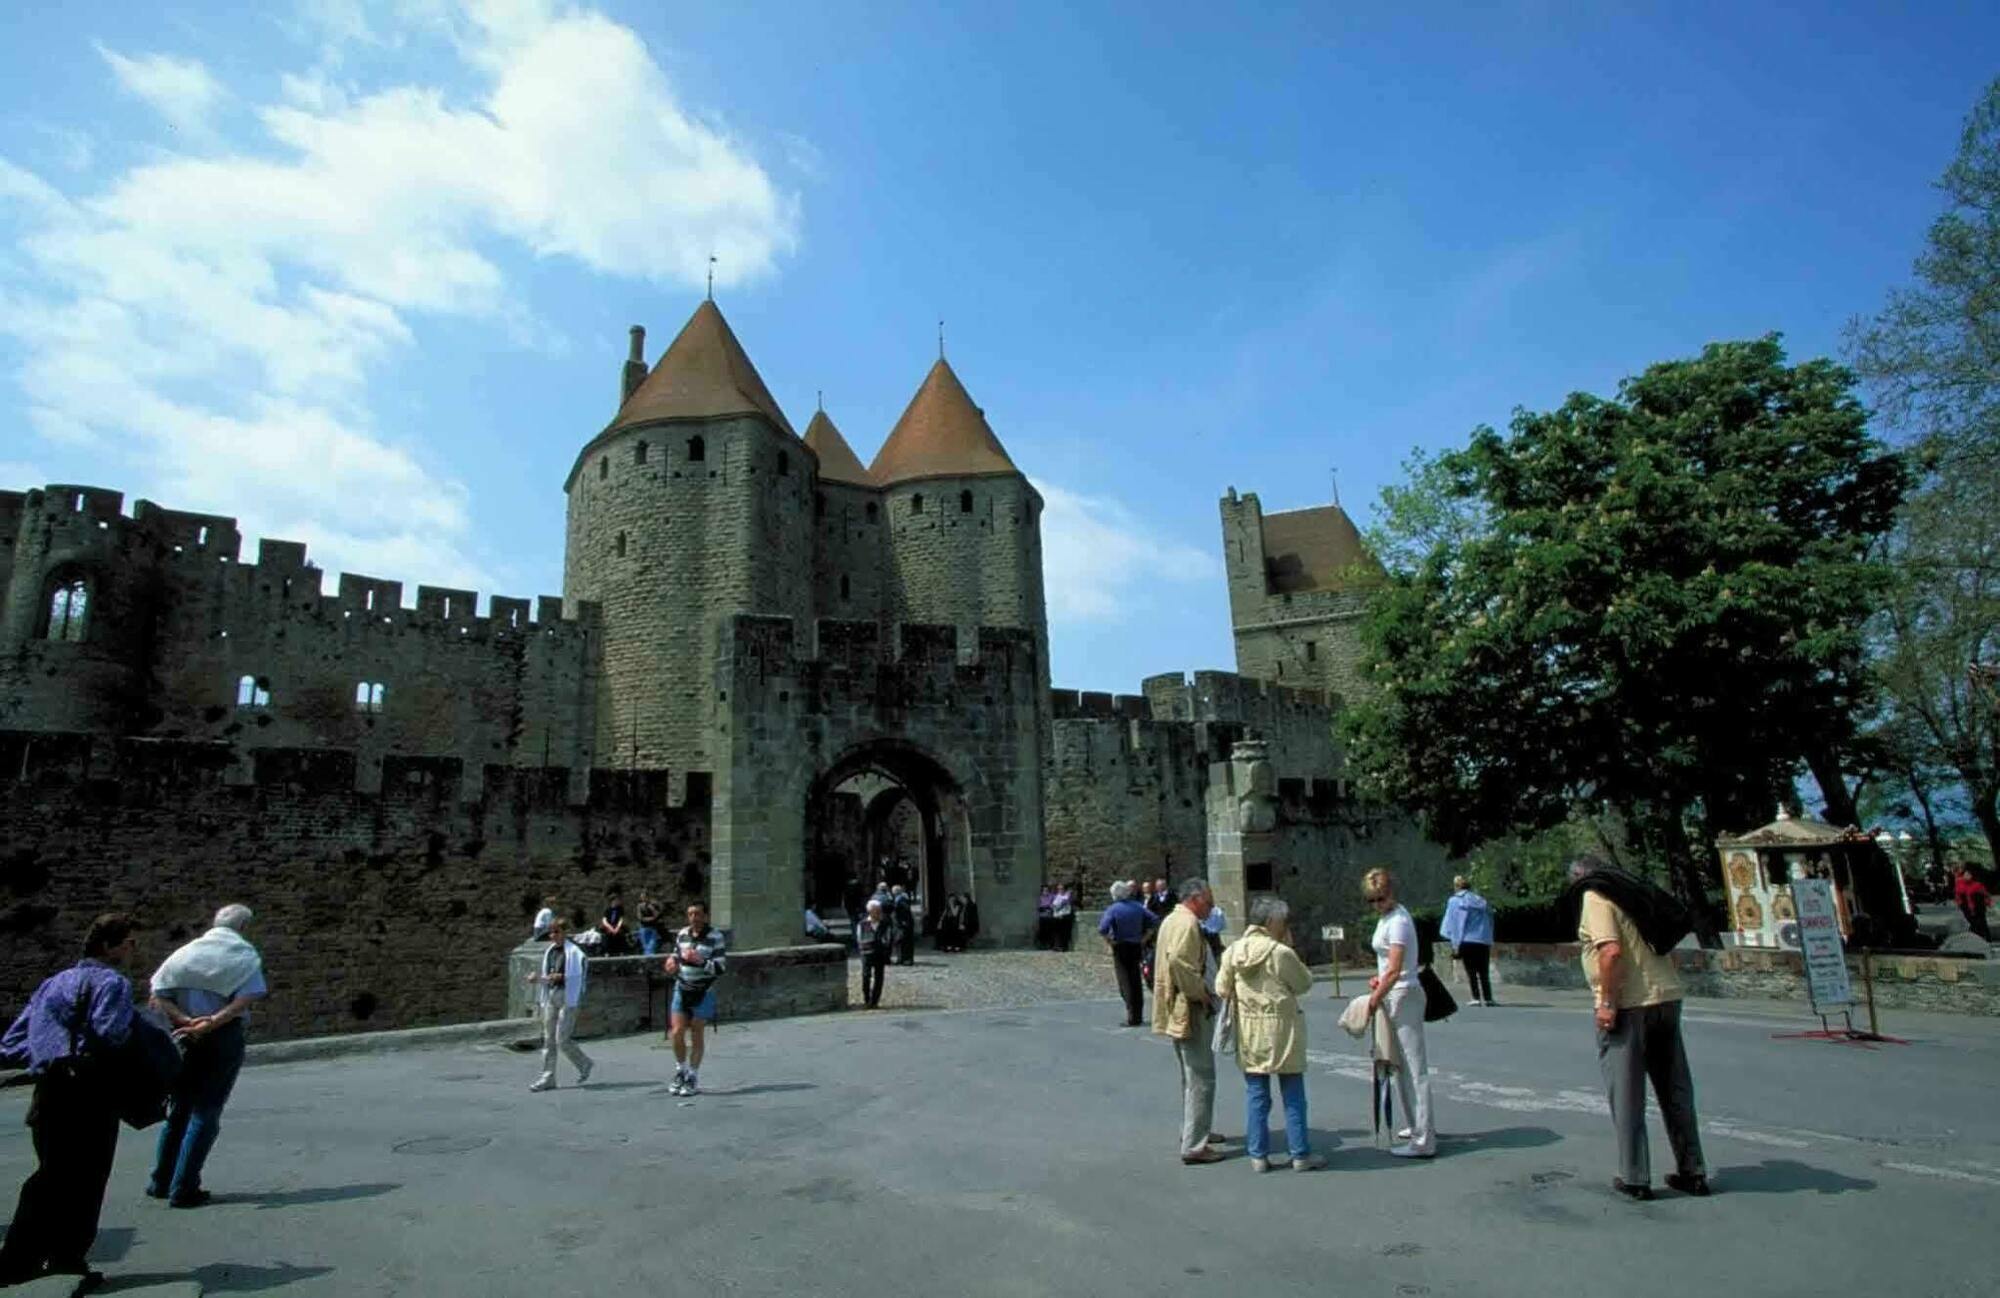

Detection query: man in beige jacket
xmin=1153 ymin=878 xmax=1222 ymax=1164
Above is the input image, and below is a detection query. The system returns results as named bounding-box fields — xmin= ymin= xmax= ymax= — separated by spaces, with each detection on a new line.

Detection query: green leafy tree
xmin=1847 ymin=79 xmax=2000 ymax=869
xmin=1847 ymin=78 xmax=2000 ymax=468
xmin=1345 ymin=338 xmax=1905 ymax=939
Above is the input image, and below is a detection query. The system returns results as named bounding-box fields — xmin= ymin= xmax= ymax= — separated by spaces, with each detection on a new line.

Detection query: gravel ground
xmin=844 ymin=946 xmax=1121 ymax=1010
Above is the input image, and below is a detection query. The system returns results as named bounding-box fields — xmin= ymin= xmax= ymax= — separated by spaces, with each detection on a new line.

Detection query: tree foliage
xmin=1345 ymin=338 xmax=1905 ymax=936
xmin=1847 ymin=78 xmax=2000 ymax=467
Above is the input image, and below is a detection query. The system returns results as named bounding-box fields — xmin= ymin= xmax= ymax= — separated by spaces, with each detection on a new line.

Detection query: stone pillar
xmin=1206 ymin=736 xmax=1278 ymax=940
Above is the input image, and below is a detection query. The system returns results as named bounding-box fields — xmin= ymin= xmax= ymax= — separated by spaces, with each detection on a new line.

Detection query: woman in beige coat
xmin=1217 ymin=896 xmax=1324 ymax=1172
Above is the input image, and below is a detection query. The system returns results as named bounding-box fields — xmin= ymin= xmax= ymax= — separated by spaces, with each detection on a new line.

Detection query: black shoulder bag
xmin=57 ymin=977 xmax=182 ymax=1129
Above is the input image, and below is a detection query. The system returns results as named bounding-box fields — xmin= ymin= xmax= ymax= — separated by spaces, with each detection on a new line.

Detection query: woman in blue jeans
xmin=1216 ymin=896 xmax=1323 ymax=1172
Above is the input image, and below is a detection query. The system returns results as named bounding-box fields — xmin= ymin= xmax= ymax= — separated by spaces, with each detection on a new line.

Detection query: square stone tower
xmin=1219 ymin=488 xmax=1381 ymax=706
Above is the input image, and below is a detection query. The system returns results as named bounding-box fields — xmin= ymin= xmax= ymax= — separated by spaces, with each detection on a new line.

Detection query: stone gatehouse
xmin=1 ymin=297 xmax=1448 ymax=1037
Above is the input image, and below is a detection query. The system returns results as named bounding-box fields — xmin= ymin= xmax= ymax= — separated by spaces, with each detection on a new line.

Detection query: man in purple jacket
xmin=0 ymin=912 xmax=142 ymax=1291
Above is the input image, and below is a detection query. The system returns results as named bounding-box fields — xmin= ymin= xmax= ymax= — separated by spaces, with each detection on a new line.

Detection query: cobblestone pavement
xmin=842 ymin=946 xmax=1119 ymax=1011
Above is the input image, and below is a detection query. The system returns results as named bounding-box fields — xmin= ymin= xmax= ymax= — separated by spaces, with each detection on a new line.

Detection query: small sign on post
xmin=1322 ymin=925 xmax=1345 ymax=996
xmin=1793 ymin=878 xmax=1854 ymax=1012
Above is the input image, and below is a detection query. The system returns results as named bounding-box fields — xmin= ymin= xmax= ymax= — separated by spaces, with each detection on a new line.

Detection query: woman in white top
xmin=1364 ymin=867 xmax=1436 ymax=1158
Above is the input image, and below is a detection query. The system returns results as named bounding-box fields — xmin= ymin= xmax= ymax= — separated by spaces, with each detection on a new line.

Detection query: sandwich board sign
xmin=1791 ymin=877 xmax=1853 ymax=1011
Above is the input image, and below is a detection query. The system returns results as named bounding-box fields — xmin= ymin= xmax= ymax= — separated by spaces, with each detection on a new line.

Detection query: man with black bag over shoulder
xmin=0 ymin=912 xmax=158 ymax=1291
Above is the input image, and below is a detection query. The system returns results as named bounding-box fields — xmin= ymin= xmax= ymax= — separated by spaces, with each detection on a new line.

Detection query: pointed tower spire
xmin=803 ymin=409 xmax=871 ymax=486
xmin=869 ymin=357 xmax=1020 ymax=484
xmin=609 ymin=300 xmax=794 ymax=436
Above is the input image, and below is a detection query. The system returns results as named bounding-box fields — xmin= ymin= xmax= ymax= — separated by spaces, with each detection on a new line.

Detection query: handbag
xmin=1418 ymin=964 xmax=1458 ymax=1023
xmin=55 ymin=977 xmax=182 ymax=1129
xmin=1212 ymin=997 xmax=1237 ymax=1056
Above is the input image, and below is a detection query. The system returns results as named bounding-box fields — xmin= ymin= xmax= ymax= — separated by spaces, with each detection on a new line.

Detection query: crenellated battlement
xmin=5 ymin=483 xmax=591 ymax=639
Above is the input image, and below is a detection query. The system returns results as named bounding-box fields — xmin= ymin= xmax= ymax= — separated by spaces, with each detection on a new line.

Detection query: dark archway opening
xmin=805 ymin=741 xmax=970 ymax=934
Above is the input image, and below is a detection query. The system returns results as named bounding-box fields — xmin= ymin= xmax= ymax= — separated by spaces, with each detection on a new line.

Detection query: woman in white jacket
xmin=1217 ymin=896 xmax=1323 ymax=1172
xmin=524 ymin=916 xmax=593 ymax=1092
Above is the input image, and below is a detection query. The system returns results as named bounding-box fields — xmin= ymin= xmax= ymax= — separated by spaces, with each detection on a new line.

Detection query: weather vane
xmin=707 ymin=255 xmax=717 ymax=301
xmin=938 ymin=319 xmax=945 ymax=360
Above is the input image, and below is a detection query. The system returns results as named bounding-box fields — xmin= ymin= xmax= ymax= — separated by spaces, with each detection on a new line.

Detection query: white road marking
xmin=1881 ymin=1161 xmax=2000 ymax=1188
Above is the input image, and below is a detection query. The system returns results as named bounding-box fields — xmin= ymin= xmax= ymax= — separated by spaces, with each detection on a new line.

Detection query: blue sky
xmin=0 ymin=1 xmax=1994 ymax=692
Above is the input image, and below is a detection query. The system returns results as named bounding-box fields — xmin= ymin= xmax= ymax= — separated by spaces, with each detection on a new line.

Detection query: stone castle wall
xmin=0 ymin=732 xmax=710 ymax=1040
xmin=1 ymin=486 xmax=597 ymax=785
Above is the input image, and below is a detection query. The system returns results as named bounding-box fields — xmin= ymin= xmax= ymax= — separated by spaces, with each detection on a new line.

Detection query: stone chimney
xmin=620 ymin=325 xmax=647 ymax=406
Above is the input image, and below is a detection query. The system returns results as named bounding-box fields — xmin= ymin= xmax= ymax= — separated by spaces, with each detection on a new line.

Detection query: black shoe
xmin=169 ymin=1188 xmax=213 ymax=1209
xmin=1612 ymin=1178 xmax=1654 ymax=1201
xmin=1665 ymin=1172 xmax=1712 ymax=1197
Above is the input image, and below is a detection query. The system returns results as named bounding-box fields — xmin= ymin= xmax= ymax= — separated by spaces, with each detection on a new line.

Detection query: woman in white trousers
xmin=1364 ymin=868 xmax=1435 ymax=1158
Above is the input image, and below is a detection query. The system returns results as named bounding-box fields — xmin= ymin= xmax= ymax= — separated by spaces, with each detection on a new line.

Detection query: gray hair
xmin=1569 ymin=853 xmax=1610 ymax=882
xmin=866 ymin=899 xmax=884 ymax=914
xmin=1247 ymin=895 xmax=1288 ymax=929
xmin=213 ymin=904 xmax=254 ymax=931
xmin=1110 ymin=881 xmax=1131 ymax=902
xmin=1178 ymin=877 xmax=1211 ymax=903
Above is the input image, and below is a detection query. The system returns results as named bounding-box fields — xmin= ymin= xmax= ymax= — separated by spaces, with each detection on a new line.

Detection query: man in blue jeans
xmin=146 ymin=903 xmax=268 ymax=1208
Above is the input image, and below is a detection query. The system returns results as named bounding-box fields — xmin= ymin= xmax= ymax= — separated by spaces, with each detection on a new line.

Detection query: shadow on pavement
xmin=705 ymin=1082 xmax=817 ymax=1097
xmin=210 ymin=1181 xmax=400 ymax=1209
xmin=1714 ymin=1160 xmax=1877 ymax=1195
xmin=1439 ymin=1126 xmax=1563 ymax=1155
xmin=103 ymin=1261 xmax=334 ymax=1292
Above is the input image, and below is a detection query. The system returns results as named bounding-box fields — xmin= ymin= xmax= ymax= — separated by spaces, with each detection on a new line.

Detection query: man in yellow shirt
xmin=1572 ymin=857 xmax=1710 ymax=1201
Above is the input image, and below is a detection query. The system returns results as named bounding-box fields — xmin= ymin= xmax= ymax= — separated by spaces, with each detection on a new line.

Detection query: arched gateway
xmin=807 ymin=741 xmax=973 ymax=921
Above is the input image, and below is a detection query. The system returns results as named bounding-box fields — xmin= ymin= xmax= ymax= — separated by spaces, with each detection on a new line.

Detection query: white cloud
xmin=1 ymin=3 xmax=800 ymax=600
xmin=1033 ymin=480 xmax=1219 ymax=624
xmin=95 ymin=45 xmax=227 ymax=139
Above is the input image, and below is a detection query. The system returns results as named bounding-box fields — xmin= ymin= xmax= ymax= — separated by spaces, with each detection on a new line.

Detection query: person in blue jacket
xmin=1440 ymin=876 xmax=1497 ymax=1006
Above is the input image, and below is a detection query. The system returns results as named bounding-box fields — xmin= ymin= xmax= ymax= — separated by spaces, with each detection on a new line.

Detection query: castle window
xmin=45 ymin=575 xmax=88 ymax=642
xmin=815 ymin=493 xmax=826 ymax=519
xmin=865 ymin=502 xmax=878 ymax=522
xmin=615 ymin=531 xmax=627 ymax=558
xmin=1305 ymin=640 xmax=1318 ymax=662
xmin=960 ymin=490 xmax=973 ymax=513
xmin=1276 ymin=662 xmax=1285 ymax=679
xmin=687 ymin=435 xmax=705 ymax=462
xmin=197 ymin=525 xmax=209 ymax=547
xmin=599 ymin=456 xmax=609 ymax=480
xmin=236 ymin=675 xmax=270 ymax=709
xmin=778 ymin=454 xmax=790 ymax=476
xmin=635 ymin=441 xmax=649 ymax=465
xmin=911 ymin=494 xmax=924 ymax=515
xmin=840 ymin=575 xmax=850 ymax=600
xmin=355 ymin=681 xmax=386 ymax=714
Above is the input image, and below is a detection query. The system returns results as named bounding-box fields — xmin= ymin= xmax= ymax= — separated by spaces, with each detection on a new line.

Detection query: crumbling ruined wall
xmin=0 ymin=733 xmax=710 ymax=1040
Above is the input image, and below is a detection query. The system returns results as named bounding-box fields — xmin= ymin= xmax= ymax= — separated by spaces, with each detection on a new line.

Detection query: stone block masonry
xmin=0 ymin=732 xmax=710 ymax=1041
xmin=1495 ymin=942 xmax=2000 ymax=1016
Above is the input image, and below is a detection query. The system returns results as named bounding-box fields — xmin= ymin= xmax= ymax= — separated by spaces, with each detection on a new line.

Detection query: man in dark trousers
xmin=891 ymin=886 xmax=917 ymax=966
xmin=1569 ymin=857 xmax=1710 ymax=1201
xmin=1098 ymin=882 xmax=1158 ymax=1025
xmin=0 ymin=913 xmax=143 ymax=1290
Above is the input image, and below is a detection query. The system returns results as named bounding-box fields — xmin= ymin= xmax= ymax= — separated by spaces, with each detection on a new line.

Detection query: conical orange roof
xmin=610 ymin=300 xmax=794 ymax=437
xmin=803 ymin=409 xmax=872 ymax=486
xmin=868 ymin=359 xmax=1020 ymax=484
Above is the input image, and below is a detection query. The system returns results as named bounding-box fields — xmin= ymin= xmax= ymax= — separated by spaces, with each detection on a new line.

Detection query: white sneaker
xmin=1292 ymin=1154 xmax=1327 ymax=1172
xmin=1390 ymin=1143 xmax=1436 ymax=1160
xmin=1396 ymin=1127 xmax=1413 ymax=1141
xmin=528 ymin=1078 xmax=554 ymax=1093
xmin=1249 ymin=1156 xmax=1272 ymax=1173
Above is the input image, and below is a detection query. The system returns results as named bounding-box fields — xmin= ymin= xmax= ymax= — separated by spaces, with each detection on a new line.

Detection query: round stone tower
xmin=868 ymin=358 xmax=1049 ymax=684
xmin=562 ymin=301 xmax=810 ymax=777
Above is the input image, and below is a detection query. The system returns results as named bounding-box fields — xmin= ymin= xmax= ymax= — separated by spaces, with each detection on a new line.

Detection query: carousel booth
xmin=1715 ymin=811 xmax=1915 ymax=952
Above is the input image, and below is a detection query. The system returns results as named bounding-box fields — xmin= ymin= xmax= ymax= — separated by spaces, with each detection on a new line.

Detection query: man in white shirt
xmin=525 ymin=916 xmax=593 ymax=1092
xmin=147 ymin=903 xmax=268 ymax=1207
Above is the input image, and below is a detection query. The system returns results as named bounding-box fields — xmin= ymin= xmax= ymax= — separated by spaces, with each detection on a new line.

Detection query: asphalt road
xmin=4 ymin=988 xmax=1997 ymax=1297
